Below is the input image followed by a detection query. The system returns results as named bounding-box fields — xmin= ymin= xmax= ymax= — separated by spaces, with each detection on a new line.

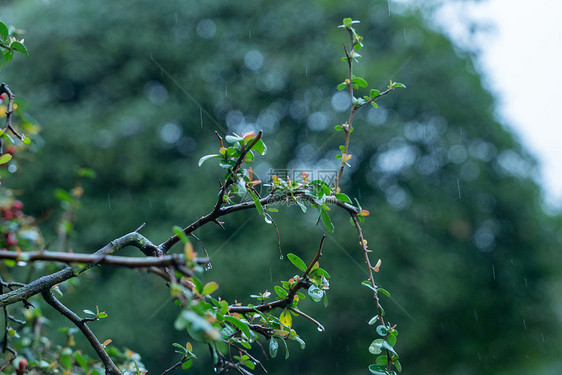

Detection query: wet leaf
xmin=287 ymin=253 xmax=307 ymax=272
xmin=269 ymin=337 xmax=279 ymax=358
xmin=198 ymin=154 xmax=220 ymax=167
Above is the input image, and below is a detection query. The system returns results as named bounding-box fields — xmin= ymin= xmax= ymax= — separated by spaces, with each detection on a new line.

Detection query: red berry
xmin=16 ymin=358 xmax=28 ymax=375
xmin=0 ymin=93 xmax=7 ymax=101
xmin=5 ymin=232 xmax=18 ymax=247
xmin=1 ymin=207 xmax=14 ymax=220
xmin=12 ymin=200 xmax=24 ymax=211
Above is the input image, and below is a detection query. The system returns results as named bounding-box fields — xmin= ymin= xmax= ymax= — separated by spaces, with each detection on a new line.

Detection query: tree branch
xmin=42 ymin=289 xmax=122 ymax=375
xmin=0 ymin=232 xmax=160 ymax=308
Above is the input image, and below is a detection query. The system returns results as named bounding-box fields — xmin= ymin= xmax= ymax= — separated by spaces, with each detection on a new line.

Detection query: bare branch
xmin=42 ymin=289 xmax=122 ymax=375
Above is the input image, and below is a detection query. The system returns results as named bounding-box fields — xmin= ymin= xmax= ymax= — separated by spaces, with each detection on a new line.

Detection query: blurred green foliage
xmin=2 ymin=0 xmax=562 ymax=374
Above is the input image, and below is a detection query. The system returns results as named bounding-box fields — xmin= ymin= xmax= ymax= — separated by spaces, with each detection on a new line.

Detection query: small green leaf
xmin=172 ymin=226 xmax=189 ymax=244
xmin=225 ymin=134 xmax=244 ymax=143
xmin=198 ymin=154 xmax=220 ymax=167
xmin=251 ymin=139 xmax=267 ymax=155
xmin=376 ymin=325 xmax=388 ymax=336
xmin=202 ymin=281 xmax=219 ymax=296
xmin=307 ymin=285 xmax=324 ymax=302
xmin=182 ymin=359 xmax=193 ymax=369
xmin=0 ymin=153 xmax=12 ymax=165
xmin=392 ymin=82 xmax=406 ymax=88
xmin=269 ymin=337 xmax=279 ymax=358
xmin=294 ymin=336 xmax=306 ymax=349
xmin=369 ymin=339 xmax=384 ymax=355
xmin=310 ymin=267 xmax=330 ymax=279
xmin=54 ymin=188 xmax=73 ymax=203
xmin=274 ymin=285 xmax=288 ymax=298
xmin=375 ymin=355 xmax=388 ymax=366
xmin=23 ymin=136 xmax=32 ymax=145
xmin=337 ymin=82 xmax=347 ymax=90
xmin=335 ymin=193 xmax=352 ymax=204
xmin=287 ymin=253 xmax=307 ymax=272
xmin=224 ymin=316 xmax=251 ymax=338
xmin=319 ymin=208 xmax=334 ymax=233
xmin=334 ymin=125 xmax=344 ymax=131
xmin=191 ymin=275 xmax=203 ymax=294
xmin=296 ymin=200 xmax=307 ymax=213
xmin=353 ymin=76 xmax=368 ymax=87
xmin=368 ymin=364 xmax=388 ymax=375
xmin=0 ymin=22 xmax=8 ymax=42
xmin=249 ymin=189 xmax=263 ymax=216
xmin=378 ymin=288 xmax=391 ymax=297
xmin=361 ymin=280 xmax=377 ymax=292
xmin=386 ymin=332 xmax=397 ymax=347
xmin=10 ymin=41 xmax=28 ymax=56
xmin=395 ymin=359 xmax=403 ymax=372
xmin=370 ymin=89 xmax=381 ymax=98
xmin=83 ymin=309 xmax=95 ymax=316
xmin=368 ymin=315 xmax=379 ymax=325
xmin=75 ymin=351 xmax=88 ymax=370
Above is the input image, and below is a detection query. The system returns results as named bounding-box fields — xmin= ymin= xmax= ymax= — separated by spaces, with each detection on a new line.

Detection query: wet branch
xmin=42 ymin=289 xmax=122 ymax=375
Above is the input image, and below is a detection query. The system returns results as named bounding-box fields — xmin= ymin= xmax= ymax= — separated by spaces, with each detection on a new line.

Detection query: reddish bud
xmin=0 ymin=93 xmax=7 ymax=102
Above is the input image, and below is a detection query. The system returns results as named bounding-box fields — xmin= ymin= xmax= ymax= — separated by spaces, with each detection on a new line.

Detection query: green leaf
xmin=172 ymin=225 xmax=189 ymax=244
xmin=375 ymin=355 xmax=388 ymax=366
xmin=202 ymin=281 xmax=219 ymax=296
xmin=361 ymin=280 xmax=377 ymax=292
xmin=334 ymin=125 xmax=344 ymax=131
xmin=310 ymin=267 xmax=330 ymax=279
xmin=274 ymin=285 xmax=288 ymax=298
xmin=335 ymin=193 xmax=352 ymax=203
xmin=224 ymin=316 xmax=251 ymax=338
xmin=61 ymin=354 xmax=72 ymax=370
xmin=0 ymin=153 xmax=12 ymax=165
xmin=2 ymin=50 xmax=13 ymax=66
xmin=378 ymin=288 xmax=391 ymax=297
xmin=75 ymin=351 xmax=88 ymax=370
xmin=248 ymin=189 xmax=263 ymax=216
xmin=0 ymin=22 xmax=8 ymax=42
xmin=368 ymin=364 xmax=389 ymax=375
xmin=381 ymin=340 xmax=398 ymax=356
xmin=191 ymin=275 xmax=203 ymax=294
xmin=319 ymin=208 xmax=334 ymax=233
xmin=198 ymin=154 xmax=220 ymax=167
xmin=10 ymin=41 xmax=28 ymax=56
xmin=251 ymin=139 xmax=267 ymax=155
xmin=369 ymin=339 xmax=384 ymax=355
xmin=225 ymin=134 xmax=244 ymax=143
xmin=395 ymin=359 xmax=403 ymax=372
xmin=287 ymin=253 xmax=307 ymax=272
xmin=269 ymin=337 xmax=279 ymax=358
xmin=294 ymin=336 xmax=306 ymax=349
xmin=54 ymin=188 xmax=73 ymax=203
xmin=337 ymin=82 xmax=347 ymax=90
xmin=376 ymin=325 xmax=388 ymax=336
xmin=353 ymin=76 xmax=368 ymax=87
xmin=392 ymin=82 xmax=406 ymax=88
xmin=309 ymin=180 xmax=332 ymax=197
xmin=386 ymin=332 xmax=397 ymax=347
xmin=370 ymin=89 xmax=381 ymax=98
xmin=182 ymin=359 xmax=193 ymax=369
xmin=307 ymin=285 xmax=324 ymax=302
xmin=23 ymin=136 xmax=31 ymax=145
xmin=368 ymin=315 xmax=379 ymax=325
xmin=296 ymin=200 xmax=307 ymax=213
xmin=281 ymin=337 xmax=290 ymax=359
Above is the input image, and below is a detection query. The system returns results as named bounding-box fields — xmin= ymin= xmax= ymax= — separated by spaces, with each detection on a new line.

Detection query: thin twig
xmin=42 ymin=289 xmax=122 ymax=374
xmin=288 ymin=307 xmax=325 ymax=332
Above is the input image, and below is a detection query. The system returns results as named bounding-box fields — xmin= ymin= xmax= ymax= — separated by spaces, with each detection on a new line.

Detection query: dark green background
xmin=3 ymin=0 xmax=562 ymax=373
